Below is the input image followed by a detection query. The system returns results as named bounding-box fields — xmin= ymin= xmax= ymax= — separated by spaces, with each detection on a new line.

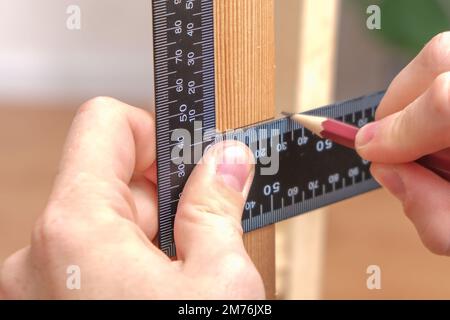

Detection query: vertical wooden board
xmin=215 ymin=0 xmax=275 ymax=131
xmin=275 ymin=0 xmax=340 ymax=299
xmin=214 ymin=0 xmax=276 ymax=298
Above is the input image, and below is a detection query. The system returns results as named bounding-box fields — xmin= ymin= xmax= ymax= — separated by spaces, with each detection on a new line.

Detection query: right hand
xmin=355 ymin=32 xmax=450 ymax=255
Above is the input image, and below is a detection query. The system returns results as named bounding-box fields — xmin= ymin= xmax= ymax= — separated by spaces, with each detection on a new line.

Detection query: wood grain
xmin=215 ymin=0 xmax=275 ymax=131
xmin=214 ymin=0 xmax=276 ymax=298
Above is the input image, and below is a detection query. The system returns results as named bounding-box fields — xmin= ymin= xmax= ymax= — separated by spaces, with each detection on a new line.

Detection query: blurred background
xmin=1 ymin=0 xmax=450 ymax=299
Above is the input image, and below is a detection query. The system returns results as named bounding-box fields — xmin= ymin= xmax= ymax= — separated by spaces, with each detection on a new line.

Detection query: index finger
xmin=377 ymin=32 xmax=450 ymax=119
xmin=57 ymin=97 xmax=155 ymax=185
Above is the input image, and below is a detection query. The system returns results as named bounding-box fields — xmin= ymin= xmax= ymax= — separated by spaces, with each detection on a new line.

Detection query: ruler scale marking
xmin=153 ymin=0 xmax=384 ymax=256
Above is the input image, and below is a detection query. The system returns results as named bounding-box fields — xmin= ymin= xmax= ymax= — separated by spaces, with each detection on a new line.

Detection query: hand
xmin=0 ymin=97 xmax=264 ymax=299
xmin=355 ymin=32 xmax=450 ymax=255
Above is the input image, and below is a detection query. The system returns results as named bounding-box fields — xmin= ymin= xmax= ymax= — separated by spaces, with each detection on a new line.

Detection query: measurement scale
xmin=152 ymin=0 xmax=383 ymax=256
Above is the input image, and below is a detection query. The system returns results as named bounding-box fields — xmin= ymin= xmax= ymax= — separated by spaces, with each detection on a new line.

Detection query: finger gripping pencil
xmin=285 ymin=113 xmax=450 ymax=182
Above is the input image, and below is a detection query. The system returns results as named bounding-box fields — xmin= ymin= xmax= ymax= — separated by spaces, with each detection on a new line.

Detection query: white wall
xmin=0 ymin=0 xmax=154 ymax=108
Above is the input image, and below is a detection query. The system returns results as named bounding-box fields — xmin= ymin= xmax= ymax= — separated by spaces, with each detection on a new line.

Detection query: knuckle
xmin=402 ymin=195 xmax=416 ymax=222
xmin=32 ymin=198 xmax=138 ymax=255
xmin=429 ymin=72 xmax=450 ymax=119
xmin=77 ymin=96 xmax=122 ymax=119
xmin=31 ymin=172 xmax=138 ymax=253
xmin=32 ymin=203 xmax=92 ymax=252
xmin=50 ymin=172 xmax=136 ymax=222
xmin=79 ymin=96 xmax=115 ymax=111
xmin=422 ymin=234 xmax=450 ymax=256
xmin=424 ymin=32 xmax=450 ymax=72
xmin=390 ymin=108 xmax=412 ymax=147
xmin=32 ymin=209 xmax=76 ymax=250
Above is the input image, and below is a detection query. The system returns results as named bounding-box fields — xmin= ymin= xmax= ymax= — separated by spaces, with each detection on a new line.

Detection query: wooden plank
xmin=214 ymin=0 xmax=276 ymax=298
xmin=274 ymin=0 xmax=340 ymax=299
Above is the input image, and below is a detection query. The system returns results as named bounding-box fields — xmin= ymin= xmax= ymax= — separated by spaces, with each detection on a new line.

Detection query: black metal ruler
xmin=152 ymin=0 xmax=383 ymax=257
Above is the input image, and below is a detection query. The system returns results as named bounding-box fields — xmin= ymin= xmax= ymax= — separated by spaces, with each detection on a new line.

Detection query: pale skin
xmin=0 ymin=97 xmax=264 ymax=299
xmin=355 ymin=32 xmax=450 ymax=255
xmin=1 ymin=32 xmax=450 ymax=299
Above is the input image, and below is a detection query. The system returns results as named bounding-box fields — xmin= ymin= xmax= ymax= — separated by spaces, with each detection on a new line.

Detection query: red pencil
xmin=285 ymin=113 xmax=450 ymax=182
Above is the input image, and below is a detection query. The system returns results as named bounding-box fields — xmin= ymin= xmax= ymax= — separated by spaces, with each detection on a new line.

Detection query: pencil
xmin=283 ymin=112 xmax=450 ymax=182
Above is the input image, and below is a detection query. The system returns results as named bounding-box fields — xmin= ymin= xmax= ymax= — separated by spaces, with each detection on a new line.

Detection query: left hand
xmin=0 ymin=97 xmax=264 ymax=299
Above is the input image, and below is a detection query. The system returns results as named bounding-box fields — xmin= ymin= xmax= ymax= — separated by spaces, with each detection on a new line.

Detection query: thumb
xmin=174 ymin=141 xmax=255 ymax=263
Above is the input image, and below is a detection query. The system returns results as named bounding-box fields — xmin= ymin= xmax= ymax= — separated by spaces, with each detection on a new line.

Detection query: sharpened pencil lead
xmin=288 ymin=113 xmax=328 ymax=137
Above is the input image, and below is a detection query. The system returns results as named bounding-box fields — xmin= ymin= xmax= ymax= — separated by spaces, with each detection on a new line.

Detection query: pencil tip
xmin=287 ymin=113 xmax=327 ymax=136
